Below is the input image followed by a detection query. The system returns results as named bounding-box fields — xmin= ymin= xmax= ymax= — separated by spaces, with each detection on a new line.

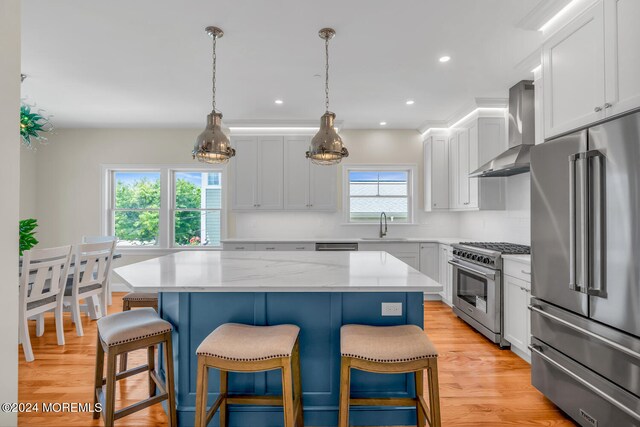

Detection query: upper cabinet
xmin=441 ymin=116 xmax=506 ymax=211
xmin=231 ymin=136 xmax=284 ymax=210
xmin=543 ymin=0 xmax=640 ymax=139
xmin=424 ymin=135 xmax=449 ymax=211
xmin=284 ymin=136 xmax=337 ymax=211
xmin=233 ymin=135 xmax=337 ymax=212
xmin=604 ymin=0 xmax=640 ymax=117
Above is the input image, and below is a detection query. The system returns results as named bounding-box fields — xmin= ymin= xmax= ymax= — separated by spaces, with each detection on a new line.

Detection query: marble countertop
xmin=113 ymin=251 xmax=443 ymax=293
xmin=502 ymin=254 xmax=531 ymax=264
xmin=222 ymin=237 xmax=471 ymax=245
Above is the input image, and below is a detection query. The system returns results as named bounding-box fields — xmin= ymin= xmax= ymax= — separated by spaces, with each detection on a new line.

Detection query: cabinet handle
xmin=295 ymin=247 xmax=305 ymax=250
xmin=463 ymin=202 xmax=469 ymax=205
xmin=594 ymin=106 xmax=603 ymax=112
xmin=521 ymin=269 xmax=531 ymax=275
xmin=604 ymin=103 xmax=613 ymax=109
xmin=266 ymin=247 xmax=275 ymax=250
xmin=236 ymin=247 xmax=245 ymax=250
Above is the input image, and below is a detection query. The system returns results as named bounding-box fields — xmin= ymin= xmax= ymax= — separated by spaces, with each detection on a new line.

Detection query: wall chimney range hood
xmin=470 ymin=80 xmax=535 ymax=178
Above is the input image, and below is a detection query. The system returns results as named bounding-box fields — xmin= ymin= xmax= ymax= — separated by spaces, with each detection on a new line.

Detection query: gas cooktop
xmin=458 ymin=242 xmax=531 ymax=255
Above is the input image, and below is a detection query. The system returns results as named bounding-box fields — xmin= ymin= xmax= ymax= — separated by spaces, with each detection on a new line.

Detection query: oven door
xmin=449 ymin=259 xmax=501 ymax=333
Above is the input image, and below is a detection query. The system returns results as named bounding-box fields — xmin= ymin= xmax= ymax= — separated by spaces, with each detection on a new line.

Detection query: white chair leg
xmin=100 ymin=290 xmax=107 ymax=318
xmin=87 ymin=295 xmax=102 ymax=319
xmin=106 ymin=278 xmax=112 ymax=306
xmin=71 ymin=300 xmax=84 ymax=337
xmin=55 ymin=305 xmax=65 ymax=346
xmin=21 ymin=315 xmax=34 ymax=362
xmin=35 ymin=313 xmax=45 ymax=337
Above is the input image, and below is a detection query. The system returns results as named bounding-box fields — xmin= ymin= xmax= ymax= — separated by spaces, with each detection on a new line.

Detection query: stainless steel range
xmin=449 ymin=242 xmax=530 ymax=348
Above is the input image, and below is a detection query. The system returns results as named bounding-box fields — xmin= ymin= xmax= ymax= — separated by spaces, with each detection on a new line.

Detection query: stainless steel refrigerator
xmin=530 ymin=110 xmax=640 ymax=426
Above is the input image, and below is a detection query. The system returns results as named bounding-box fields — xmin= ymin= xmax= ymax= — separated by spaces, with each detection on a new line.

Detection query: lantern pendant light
xmin=306 ymin=28 xmax=349 ymax=165
xmin=193 ymin=26 xmax=236 ymax=164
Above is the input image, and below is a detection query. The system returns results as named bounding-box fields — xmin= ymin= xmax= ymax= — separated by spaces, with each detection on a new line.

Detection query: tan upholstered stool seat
xmin=122 ymin=292 xmax=158 ymax=302
xmin=196 ymin=323 xmax=300 ymax=361
xmin=97 ymin=308 xmax=172 ymax=347
xmin=341 ymin=324 xmax=438 ymax=363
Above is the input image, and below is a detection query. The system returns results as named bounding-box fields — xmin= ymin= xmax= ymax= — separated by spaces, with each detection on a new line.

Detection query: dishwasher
xmin=315 ymin=242 xmax=358 ymax=251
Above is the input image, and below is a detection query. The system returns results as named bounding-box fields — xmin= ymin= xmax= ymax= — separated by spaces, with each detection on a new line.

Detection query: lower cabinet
xmin=438 ymin=244 xmax=453 ymax=306
xmin=419 ymin=243 xmax=439 ymax=281
xmin=503 ymin=272 xmax=531 ymax=361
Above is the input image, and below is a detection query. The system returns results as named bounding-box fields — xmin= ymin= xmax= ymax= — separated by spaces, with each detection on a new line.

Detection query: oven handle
xmin=448 ymin=260 xmax=495 ymax=280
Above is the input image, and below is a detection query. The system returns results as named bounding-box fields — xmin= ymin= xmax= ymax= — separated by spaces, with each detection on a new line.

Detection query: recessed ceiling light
xmin=406 ymin=100 xmax=415 ymax=105
xmin=274 ymin=99 xmax=283 ymax=104
xmin=439 ymin=56 xmax=451 ymax=63
xmin=379 ymin=121 xmax=387 ymax=126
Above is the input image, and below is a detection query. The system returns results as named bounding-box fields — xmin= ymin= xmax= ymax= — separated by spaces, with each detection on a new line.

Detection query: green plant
xmin=19 ymin=218 xmax=39 ymax=256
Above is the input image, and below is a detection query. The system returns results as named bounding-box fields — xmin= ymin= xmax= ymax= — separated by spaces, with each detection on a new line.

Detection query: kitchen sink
xmin=360 ymin=237 xmax=409 ymax=241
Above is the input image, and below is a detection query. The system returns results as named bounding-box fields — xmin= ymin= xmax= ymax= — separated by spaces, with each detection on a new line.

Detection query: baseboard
xmin=511 ymin=345 xmax=532 ymax=364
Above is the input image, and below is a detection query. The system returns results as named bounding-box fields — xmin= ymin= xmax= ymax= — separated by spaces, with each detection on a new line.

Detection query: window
xmin=345 ymin=167 xmax=414 ymax=223
xmin=112 ymin=171 xmax=161 ymax=246
xmin=173 ymin=171 xmax=222 ymax=247
xmin=105 ymin=166 xmax=225 ymax=250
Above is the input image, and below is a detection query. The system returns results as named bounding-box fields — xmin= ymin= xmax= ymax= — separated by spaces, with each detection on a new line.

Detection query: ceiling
xmin=21 ymin=0 xmax=543 ymax=130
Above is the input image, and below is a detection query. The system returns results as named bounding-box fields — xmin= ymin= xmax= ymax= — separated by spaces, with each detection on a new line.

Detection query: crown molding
xmin=516 ymin=0 xmax=573 ymax=31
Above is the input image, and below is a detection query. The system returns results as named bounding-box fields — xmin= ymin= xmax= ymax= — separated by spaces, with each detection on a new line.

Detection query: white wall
xmin=0 ymin=0 xmax=21 ymax=424
xmin=458 ymin=173 xmax=531 ymax=244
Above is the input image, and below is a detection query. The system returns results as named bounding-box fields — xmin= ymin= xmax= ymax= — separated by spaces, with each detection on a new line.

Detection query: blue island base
xmin=159 ymin=292 xmax=424 ymax=427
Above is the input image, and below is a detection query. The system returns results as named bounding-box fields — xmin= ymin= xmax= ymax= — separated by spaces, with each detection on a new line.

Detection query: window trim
xmin=342 ymin=164 xmax=417 ymax=225
xmin=101 ymin=164 xmax=227 ymax=253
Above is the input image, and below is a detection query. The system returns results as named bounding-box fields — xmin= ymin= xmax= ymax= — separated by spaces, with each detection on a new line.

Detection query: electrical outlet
xmin=381 ymin=302 xmax=402 ymax=316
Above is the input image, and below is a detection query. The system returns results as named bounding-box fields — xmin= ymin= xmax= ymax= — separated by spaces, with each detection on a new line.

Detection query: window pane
xmin=349 ymin=197 xmax=408 ymax=222
xmin=174 ymin=210 xmax=221 ymax=247
xmin=114 ymin=172 xmax=160 ymax=209
xmin=378 ymin=171 xmax=408 ymax=196
xmin=114 ymin=210 xmax=159 ymax=246
xmin=175 ymin=172 xmax=222 ymax=209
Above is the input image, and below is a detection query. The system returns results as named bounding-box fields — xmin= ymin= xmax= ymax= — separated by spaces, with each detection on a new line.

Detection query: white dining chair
xmin=19 ymin=245 xmax=73 ymax=362
xmin=82 ymin=236 xmax=116 ymax=306
xmin=64 ymin=240 xmax=116 ymax=337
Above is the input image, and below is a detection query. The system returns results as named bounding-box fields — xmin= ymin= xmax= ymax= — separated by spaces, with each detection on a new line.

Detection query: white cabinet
xmin=223 ymin=243 xmax=257 ymax=251
xmin=448 ymin=118 xmax=506 ymax=211
xmin=543 ymin=0 xmax=640 ymax=139
xmin=284 ymin=136 xmax=337 ymax=211
xmin=503 ymin=259 xmax=532 ymax=361
xmin=419 ymin=243 xmax=439 ymax=281
xmin=424 ymin=136 xmax=449 ymax=211
xmin=438 ymin=244 xmax=453 ymax=306
xmin=254 ymin=243 xmax=314 ymax=251
xmin=604 ymin=0 xmax=640 ymax=116
xmin=358 ymin=242 xmax=420 ymax=270
xmin=232 ymin=136 xmax=284 ymax=210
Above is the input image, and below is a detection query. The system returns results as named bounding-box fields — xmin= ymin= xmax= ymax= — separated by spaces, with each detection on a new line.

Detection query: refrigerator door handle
xmin=568 ymin=153 xmax=577 ymax=290
xmin=586 ymin=150 xmax=607 ymax=297
xmin=529 ymin=344 xmax=640 ymax=423
xmin=568 ymin=152 xmax=588 ymax=293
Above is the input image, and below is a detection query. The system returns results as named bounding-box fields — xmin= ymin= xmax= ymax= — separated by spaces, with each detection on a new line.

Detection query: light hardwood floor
xmin=18 ymin=294 xmax=575 ymax=426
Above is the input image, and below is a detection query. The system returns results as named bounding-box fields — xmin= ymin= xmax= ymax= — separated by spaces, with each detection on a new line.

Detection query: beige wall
xmin=20 ymin=147 xmax=38 ymax=219
xmin=0 ymin=0 xmax=21 ymax=422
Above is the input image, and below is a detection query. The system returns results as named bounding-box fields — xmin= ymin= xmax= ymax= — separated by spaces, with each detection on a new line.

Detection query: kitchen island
xmin=114 ymin=251 xmax=442 ymax=427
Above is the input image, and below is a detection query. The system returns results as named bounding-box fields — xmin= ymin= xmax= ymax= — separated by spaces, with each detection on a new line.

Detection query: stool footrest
xmin=102 ymin=364 xmax=149 ymax=384
xmin=115 ymin=393 xmax=168 ymax=420
xmin=350 ymin=397 xmax=417 ymax=407
xmin=227 ymin=395 xmax=283 ymax=406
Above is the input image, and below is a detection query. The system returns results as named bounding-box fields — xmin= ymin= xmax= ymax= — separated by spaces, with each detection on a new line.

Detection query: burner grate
xmin=459 ymin=242 xmax=530 ymax=255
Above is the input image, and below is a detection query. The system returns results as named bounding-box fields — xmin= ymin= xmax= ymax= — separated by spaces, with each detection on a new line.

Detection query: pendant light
xmin=306 ymin=28 xmax=349 ymax=165
xmin=193 ymin=26 xmax=236 ymax=164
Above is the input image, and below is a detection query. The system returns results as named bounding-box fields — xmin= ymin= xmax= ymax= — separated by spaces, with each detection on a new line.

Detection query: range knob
xmin=453 ymin=249 xmax=458 ymax=256
xmin=465 ymin=253 xmax=472 ymax=259
xmin=481 ymin=257 xmax=490 ymax=264
xmin=471 ymin=254 xmax=478 ymax=261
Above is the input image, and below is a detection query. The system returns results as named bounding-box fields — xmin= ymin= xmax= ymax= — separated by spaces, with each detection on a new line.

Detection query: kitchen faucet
xmin=379 ymin=212 xmax=387 ymax=238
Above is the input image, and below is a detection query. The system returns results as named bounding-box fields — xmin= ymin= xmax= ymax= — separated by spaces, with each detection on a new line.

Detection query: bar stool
xmin=94 ymin=308 xmax=176 ymax=426
xmin=339 ymin=324 xmax=441 ymax=427
xmin=194 ymin=323 xmax=303 ymax=427
xmin=119 ymin=292 xmax=159 ymax=372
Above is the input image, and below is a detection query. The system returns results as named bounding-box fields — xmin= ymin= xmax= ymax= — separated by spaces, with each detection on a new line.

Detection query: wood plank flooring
xmin=18 ymin=295 xmax=575 ymax=426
